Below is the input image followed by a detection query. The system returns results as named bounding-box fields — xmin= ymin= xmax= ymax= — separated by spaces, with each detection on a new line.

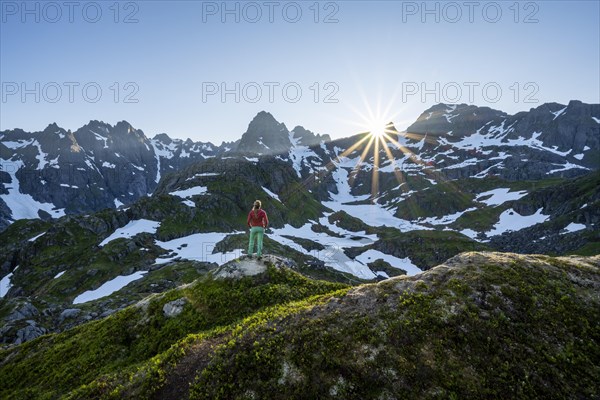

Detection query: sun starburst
xmin=308 ymin=90 xmax=458 ymax=207
xmin=328 ymin=105 xmax=444 ymax=202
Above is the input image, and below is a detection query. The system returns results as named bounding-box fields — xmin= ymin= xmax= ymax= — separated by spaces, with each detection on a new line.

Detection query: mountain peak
xmin=43 ymin=122 xmax=62 ymax=132
xmin=255 ymin=110 xmax=275 ymax=118
xmin=153 ymin=133 xmax=173 ymax=144
xmin=237 ymin=111 xmax=291 ymax=154
xmin=115 ymin=120 xmax=134 ymax=131
xmin=290 ymin=125 xmax=331 ymax=146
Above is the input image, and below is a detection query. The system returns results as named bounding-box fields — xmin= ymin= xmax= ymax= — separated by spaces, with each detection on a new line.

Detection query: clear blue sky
xmin=1 ymin=0 xmax=599 ymax=143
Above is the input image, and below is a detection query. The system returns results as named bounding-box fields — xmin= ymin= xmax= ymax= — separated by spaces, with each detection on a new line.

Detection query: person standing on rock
xmin=247 ymin=200 xmax=268 ymax=259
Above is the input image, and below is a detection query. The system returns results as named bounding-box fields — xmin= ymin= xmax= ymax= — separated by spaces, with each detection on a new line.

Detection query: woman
xmin=247 ymin=200 xmax=269 ymax=258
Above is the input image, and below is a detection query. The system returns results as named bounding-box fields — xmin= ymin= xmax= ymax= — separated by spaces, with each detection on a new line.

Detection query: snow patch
xmin=155 ymin=232 xmax=242 ymax=265
xmin=186 ymin=172 xmax=219 ymax=181
xmin=73 ymin=271 xmax=147 ymax=304
xmin=28 ymin=232 xmax=46 ymax=242
xmin=487 ymin=208 xmax=548 ymax=236
xmin=288 ymin=130 xmax=322 ymax=178
xmin=419 ymin=208 xmax=477 ymax=225
xmin=262 ymin=186 xmax=281 ymax=202
xmin=476 ymin=188 xmax=528 ymax=206
xmin=0 ymin=267 xmax=17 ymax=298
xmin=99 ymin=219 xmax=160 ymax=246
xmin=0 ymin=160 xmax=66 ymax=220
xmin=460 ymin=229 xmax=479 ymax=239
xmin=91 ymin=130 xmax=109 ymax=148
xmin=551 ymin=106 xmax=567 ymax=120
xmin=182 ymin=199 xmax=196 ymax=207
xmin=354 ymin=249 xmax=422 ymax=276
xmin=546 ymin=162 xmax=589 ymax=175
xmin=169 ymin=186 xmax=208 ymax=199
xmin=561 ymin=222 xmax=585 ymax=234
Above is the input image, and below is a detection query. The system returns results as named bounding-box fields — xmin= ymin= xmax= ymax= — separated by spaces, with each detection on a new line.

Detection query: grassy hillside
xmin=2 ymin=252 xmax=598 ymax=399
xmin=0 ymin=260 xmax=347 ymax=399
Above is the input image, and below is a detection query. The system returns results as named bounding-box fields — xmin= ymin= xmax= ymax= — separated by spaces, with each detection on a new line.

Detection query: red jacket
xmin=247 ymin=209 xmax=268 ymax=228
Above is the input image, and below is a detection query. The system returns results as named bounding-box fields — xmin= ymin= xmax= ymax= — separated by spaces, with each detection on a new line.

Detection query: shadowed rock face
xmin=405 ymin=101 xmax=600 ymax=175
xmin=236 ymin=111 xmax=292 ymax=155
xmin=0 ymin=120 xmax=226 ymax=229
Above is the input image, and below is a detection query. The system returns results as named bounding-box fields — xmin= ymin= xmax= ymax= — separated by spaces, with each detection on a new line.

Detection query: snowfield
xmin=268 ymin=221 xmax=423 ymax=279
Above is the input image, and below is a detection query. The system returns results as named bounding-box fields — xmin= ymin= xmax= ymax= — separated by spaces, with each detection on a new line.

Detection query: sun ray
xmin=328 ymin=133 xmax=371 ymax=173
xmin=371 ymin=135 xmax=381 ymax=201
xmin=349 ymin=134 xmax=375 ymax=187
xmin=382 ymin=131 xmax=452 ymax=186
xmin=379 ymin=134 xmax=407 ymax=190
xmin=381 ymin=132 xmax=424 ymax=166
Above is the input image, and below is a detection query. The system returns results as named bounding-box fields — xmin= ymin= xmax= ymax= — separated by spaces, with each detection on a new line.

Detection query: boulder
xmin=162 ymin=298 xmax=188 ymax=318
xmin=59 ymin=308 xmax=81 ymax=322
xmin=15 ymin=323 xmax=47 ymax=344
xmin=6 ymin=302 xmax=39 ymax=322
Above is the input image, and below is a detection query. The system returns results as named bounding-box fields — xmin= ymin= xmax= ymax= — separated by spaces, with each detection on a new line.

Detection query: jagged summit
xmin=290 ymin=125 xmax=331 ymax=146
xmin=152 ymin=132 xmax=172 ymax=143
xmin=237 ymin=111 xmax=291 ymax=154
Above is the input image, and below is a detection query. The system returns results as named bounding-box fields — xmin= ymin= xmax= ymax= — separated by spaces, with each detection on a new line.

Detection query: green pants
xmin=248 ymin=227 xmax=265 ymax=256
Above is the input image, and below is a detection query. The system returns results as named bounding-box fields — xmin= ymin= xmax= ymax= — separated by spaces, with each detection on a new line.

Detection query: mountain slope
xmin=2 ymin=101 xmax=597 ymax=231
xmin=0 ymin=120 xmax=225 ymax=230
xmin=1 ymin=164 xmax=597 ymax=346
xmin=1 ymin=252 xmax=598 ymax=399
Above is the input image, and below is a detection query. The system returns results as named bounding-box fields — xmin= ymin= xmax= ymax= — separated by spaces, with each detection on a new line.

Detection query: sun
xmin=368 ymin=119 xmax=389 ymax=139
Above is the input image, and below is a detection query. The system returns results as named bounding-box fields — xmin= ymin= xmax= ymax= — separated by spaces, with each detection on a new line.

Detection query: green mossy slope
xmin=0 ymin=262 xmax=347 ymax=399
xmin=3 ymin=252 xmax=599 ymax=399
xmin=187 ymin=252 xmax=600 ymax=400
